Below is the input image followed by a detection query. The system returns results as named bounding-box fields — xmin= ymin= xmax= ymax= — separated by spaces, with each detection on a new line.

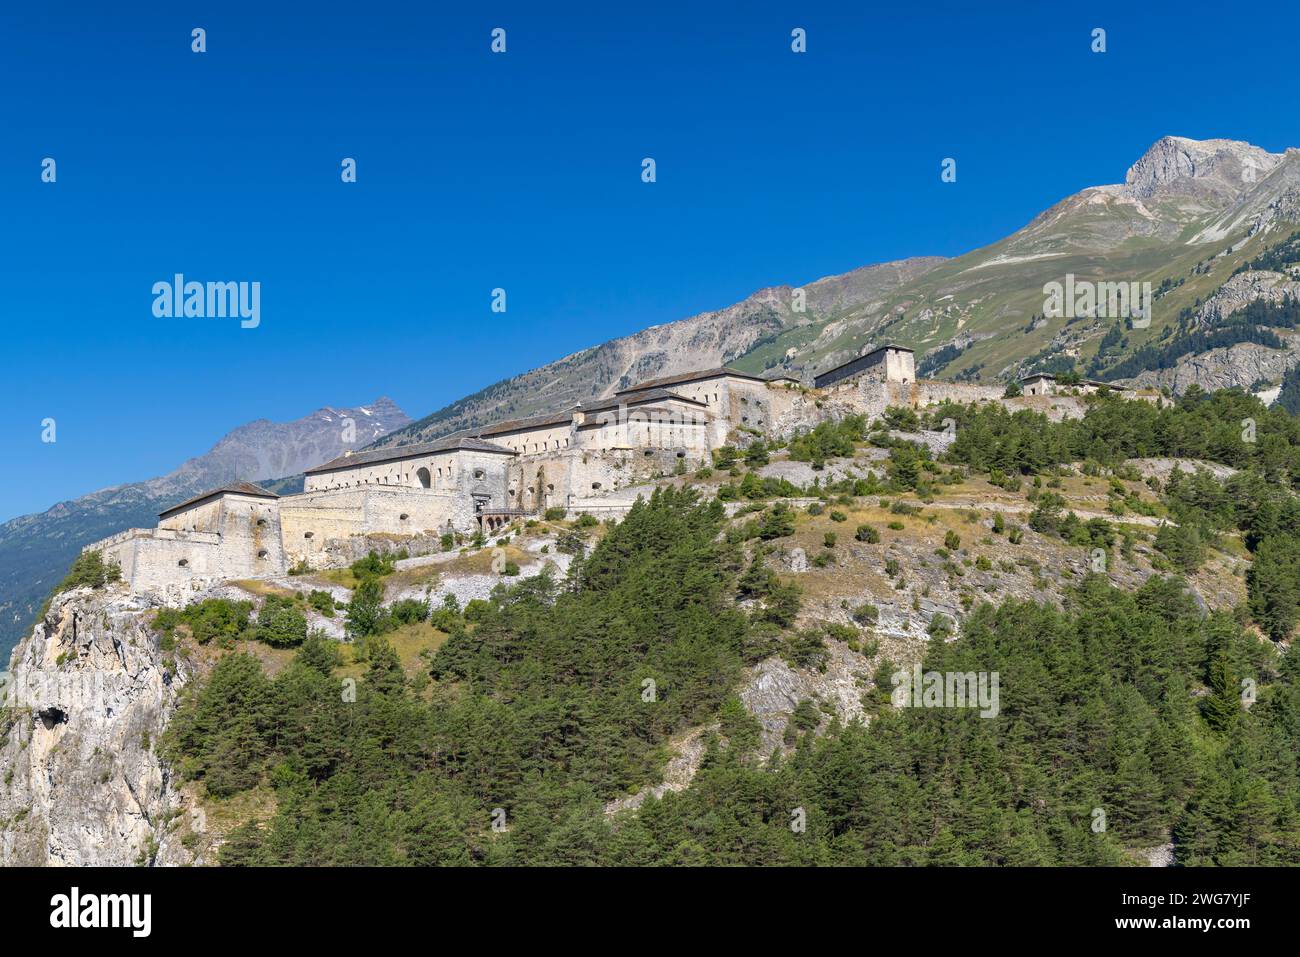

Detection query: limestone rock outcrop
xmin=0 ymin=586 xmax=203 ymax=866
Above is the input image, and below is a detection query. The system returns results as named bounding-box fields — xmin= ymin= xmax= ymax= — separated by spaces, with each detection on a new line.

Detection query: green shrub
xmin=307 ymin=590 xmax=336 ymax=618
xmin=428 ymin=594 xmax=462 ymax=631
xmin=389 ymin=598 xmax=430 ymax=626
xmin=153 ymin=598 xmax=253 ymax=647
xmin=928 ymin=613 xmax=954 ymax=640
xmin=756 ymin=502 xmax=796 ymax=540
xmin=851 ymin=603 xmax=879 ymax=626
xmin=54 ymin=550 xmax=121 ymax=594
xmin=556 ymin=530 xmax=587 ymax=555
xmin=855 ymin=524 xmax=880 ymax=543
xmin=463 ymin=599 xmax=493 ymax=623
xmin=351 ymin=550 xmax=398 ymax=579
xmin=256 ymin=597 xmax=309 ymax=648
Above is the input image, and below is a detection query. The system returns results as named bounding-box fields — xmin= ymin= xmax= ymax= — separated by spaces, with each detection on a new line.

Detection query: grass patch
xmin=337 ymin=621 xmax=450 ymax=679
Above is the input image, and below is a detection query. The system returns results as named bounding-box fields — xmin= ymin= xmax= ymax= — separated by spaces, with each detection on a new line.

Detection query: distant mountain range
xmin=0 ymin=399 xmax=409 ymax=659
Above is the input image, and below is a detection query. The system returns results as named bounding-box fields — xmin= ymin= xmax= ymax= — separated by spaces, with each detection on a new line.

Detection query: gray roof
xmin=576 ymin=402 xmax=697 ymax=430
xmin=614 ymin=366 xmax=764 ymax=395
xmin=305 ymin=435 xmax=515 ymax=475
xmin=585 ymin=388 xmax=708 ymax=412
xmin=159 ymin=482 xmax=279 ymax=518
xmin=475 ymin=410 xmax=572 ymax=437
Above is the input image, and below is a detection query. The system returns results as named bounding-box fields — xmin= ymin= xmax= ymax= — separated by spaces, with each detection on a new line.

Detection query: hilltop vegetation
xmin=162 ymin=470 xmax=1300 ymax=865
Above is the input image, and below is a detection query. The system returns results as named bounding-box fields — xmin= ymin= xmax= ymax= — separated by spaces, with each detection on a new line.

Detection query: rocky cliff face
xmin=1119 ymin=270 xmax=1300 ymax=395
xmin=1121 ymin=136 xmax=1282 ymax=207
xmin=0 ymin=586 xmax=204 ymax=866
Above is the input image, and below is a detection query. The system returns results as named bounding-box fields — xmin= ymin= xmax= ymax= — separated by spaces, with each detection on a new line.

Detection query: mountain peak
xmin=1122 ymin=135 xmax=1283 ymax=202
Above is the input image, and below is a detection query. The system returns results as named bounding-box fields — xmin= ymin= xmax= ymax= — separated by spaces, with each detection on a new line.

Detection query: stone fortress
xmin=87 ymin=344 xmax=1131 ymax=600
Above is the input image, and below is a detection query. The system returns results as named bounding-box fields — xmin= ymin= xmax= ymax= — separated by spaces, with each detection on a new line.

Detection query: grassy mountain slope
xmin=741 ymin=137 xmax=1300 ymax=387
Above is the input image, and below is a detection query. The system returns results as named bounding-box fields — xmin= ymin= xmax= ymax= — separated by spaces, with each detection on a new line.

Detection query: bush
xmin=855 ymin=524 xmax=880 ymax=543
xmin=544 ymin=507 xmax=567 ymax=521
xmin=351 ymin=550 xmax=398 ymax=579
xmin=712 ymin=446 xmax=740 ymax=469
xmin=54 ymin=550 xmax=121 ymax=594
xmin=944 ymin=530 xmax=961 ymax=551
xmin=153 ymin=598 xmax=253 ymax=647
xmin=307 ymin=590 xmax=336 ymax=618
xmin=830 ymin=510 xmax=847 ymax=523
xmin=389 ymin=598 xmax=430 ymax=626
xmin=464 ymin=599 xmax=493 ymax=623
xmin=556 ymin=530 xmax=587 ymax=555
xmin=575 ymin=513 xmax=599 ymax=528
xmin=823 ymin=532 xmax=837 ymax=548
xmin=440 ymin=533 xmax=455 ymax=552
xmin=756 ymin=502 xmax=797 ymax=540
xmin=928 ymin=613 xmax=954 ymax=640
xmin=783 ymin=630 xmax=828 ymax=671
xmin=256 ymin=597 xmax=309 ymax=648
xmin=788 ymin=416 xmax=865 ymax=463
xmin=851 ymin=603 xmax=879 ymax=626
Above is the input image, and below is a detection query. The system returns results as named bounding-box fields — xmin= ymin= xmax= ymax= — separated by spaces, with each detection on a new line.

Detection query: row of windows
xmin=317 ymin=464 xmax=485 ymax=491
xmin=505 ymin=436 xmax=571 ymax=453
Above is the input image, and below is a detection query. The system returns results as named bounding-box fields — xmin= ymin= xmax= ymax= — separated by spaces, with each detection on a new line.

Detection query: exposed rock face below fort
xmin=0 ymin=587 xmax=204 ymax=866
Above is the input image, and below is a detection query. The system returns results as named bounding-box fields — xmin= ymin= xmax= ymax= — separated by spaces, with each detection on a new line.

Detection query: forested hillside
xmin=159 ymin=398 xmax=1300 ymax=864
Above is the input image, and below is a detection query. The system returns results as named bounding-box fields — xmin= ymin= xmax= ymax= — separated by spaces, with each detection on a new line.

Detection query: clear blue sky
xmin=2 ymin=0 xmax=1298 ymax=519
